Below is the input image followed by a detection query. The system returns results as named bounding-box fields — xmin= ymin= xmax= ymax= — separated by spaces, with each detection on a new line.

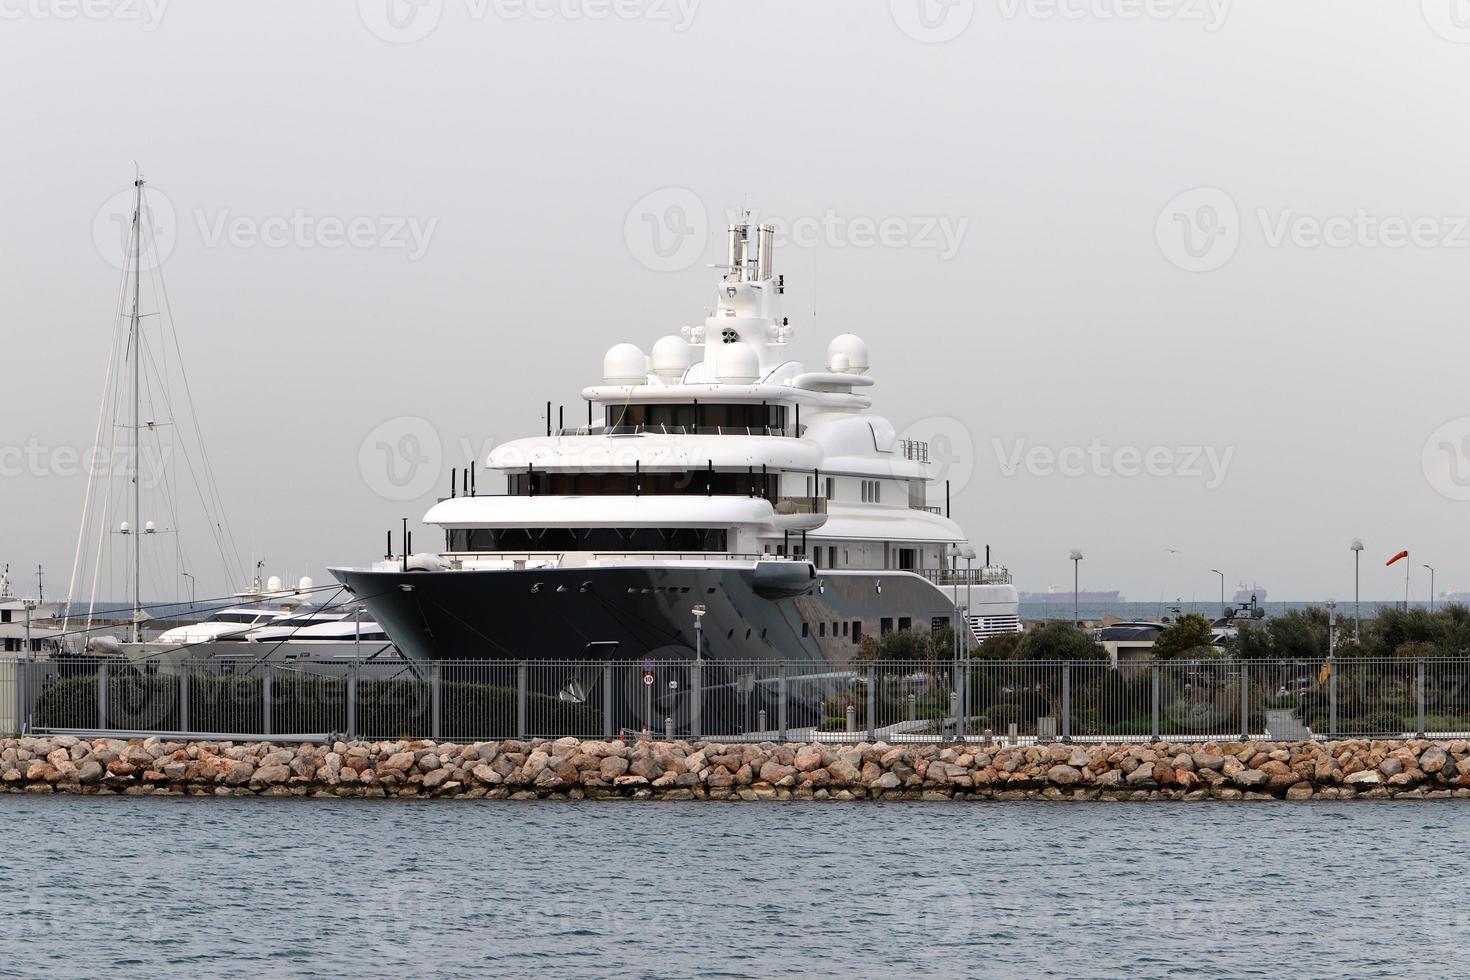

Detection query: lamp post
xmin=691 ymin=604 xmax=706 ymax=660
xmin=1069 ymin=549 xmax=1083 ymax=627
xmin=1210 ymin=568 xmax=1224 ymax=618
xmin=1424 ymin=565 xmax=1435 ymax=613
xmin=947 ymin=544 xmax=961 ymax=659
xmin=181 ymin=571 xmax=195 ymax=609
xmin=960 ymin=545 xmax=976 ymax=655
xmin=1350 ymin=539 xmax=1363 ymax=643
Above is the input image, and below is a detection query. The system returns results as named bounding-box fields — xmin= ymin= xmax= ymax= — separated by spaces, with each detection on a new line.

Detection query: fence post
xmin=431 ymin=663 xmax=443 ymax=741
xmin=690 ymin=660 xmax=702 ymax=740
xmin=1150 ymin=662 xmax=1161 ymax=743
xmin=13 ymin=658 xmax=23 ymax=734
xmin=1329 ymin=660 xmax=1338 ymax=738
xmin=777 ymin=663 xmax=788 ymax=742
xmin=179 ymin=663 xmax=190 ymax=733
xmin=97 ymin=662 xmax=108 ymax=732
xmin=845 ymin=704 xmax=855 ymax=735
xmin=1061 ymin=662 xmax=1071 ymax=744
xmin=1239 ymin=662 xmax=1249 ymax=742
xmin=602 ymin=663 xmax=614 ymax=739
xmin=866 ymin=664 xmax=877 ymax=742
xmin=346 ymin=666 xmax=358 ymax=742
xmin=958 ymin=662 xmax=968 ymax=742
xmin=1417 ymin=659 xmax=1426 ymax=738
xmin=261 ymin=667 xmax=272 ymax=738
xmin=14 ymin=659 xmax=25 ymax=735
xmin=516 ymin=661 xmax=528 ymax=740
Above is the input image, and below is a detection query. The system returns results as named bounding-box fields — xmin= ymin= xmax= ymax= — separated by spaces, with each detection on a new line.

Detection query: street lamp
xmin=1350 ymin=539 xmax=1363 ymax=642
xmin=1210 ymin=569 xmax=1225 ymax=618
xmin=1069 ymin=549 xmax=1083 ymax=627
xmin=691 ymin=604 xmax=706 ymax=660
xmin=959 ymin=545 xmax=976 ymax=655
xmin=181 ymin=571 xmax=195 ymax=609
xmin=1424 ymin=565 xmax=1435 ymax=613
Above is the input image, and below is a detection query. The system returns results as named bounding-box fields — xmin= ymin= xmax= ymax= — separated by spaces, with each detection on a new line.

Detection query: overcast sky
xmin=3 ymin=0 xmax=1468 ymax=605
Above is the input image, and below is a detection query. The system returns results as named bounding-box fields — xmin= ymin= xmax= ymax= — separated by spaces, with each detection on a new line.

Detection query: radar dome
xmin=827 ymin=334 xmax=869 ymax=375
xmin=298 ymin=576 xmax=314 ymax=591
xmin=717 ymin=342 xmax=760 ymax=384
xmin=650 ymin=336 xmax=691 ymax=381
xmin=602 ymin=343 xmax=648 ymax=385
xmin=266 ymin=575 xmax=283 ymax=592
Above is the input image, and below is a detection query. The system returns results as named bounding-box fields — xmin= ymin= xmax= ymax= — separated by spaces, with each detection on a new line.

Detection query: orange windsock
xmin=1386 ymin=549 xmax=1409 ymax=566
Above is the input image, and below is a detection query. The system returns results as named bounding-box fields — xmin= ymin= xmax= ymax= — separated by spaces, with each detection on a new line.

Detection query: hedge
xmin=33 ymin=673 xmax=603 ymax=740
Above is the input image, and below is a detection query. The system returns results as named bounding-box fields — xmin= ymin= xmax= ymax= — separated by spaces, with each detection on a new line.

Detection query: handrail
xmin=434 ymin=551 xmax=1006 ymax=581
xmin=915 ymin=567 xmax=1014 ymax=586
xmin=900 ymin=438 xmax=930 ymax=462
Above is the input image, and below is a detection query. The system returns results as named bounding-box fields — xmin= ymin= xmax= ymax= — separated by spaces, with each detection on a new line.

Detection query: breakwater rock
xmin=5 ymin=735 xmax=1470 ymax=800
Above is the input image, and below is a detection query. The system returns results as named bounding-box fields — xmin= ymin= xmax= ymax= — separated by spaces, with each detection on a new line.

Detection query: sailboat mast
xmin=129 ymin=176 xmax=144 ymax=643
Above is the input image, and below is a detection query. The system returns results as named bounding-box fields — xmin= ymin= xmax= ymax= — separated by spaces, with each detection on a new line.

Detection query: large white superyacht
xmin=331 ymin=218 xmax=1019 ymax=673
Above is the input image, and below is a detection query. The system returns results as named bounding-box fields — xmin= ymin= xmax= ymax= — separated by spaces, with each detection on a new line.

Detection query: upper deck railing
xmin=431 ymin=552 xmax=1009 ymax=585
xmin=915 ymin=567 xmax=1014 ymax=586
xmin=900 ymin=439 xmax=929 ymax=462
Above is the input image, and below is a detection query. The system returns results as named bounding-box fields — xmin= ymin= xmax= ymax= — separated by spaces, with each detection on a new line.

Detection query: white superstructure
xmin=352 ymin=215 xmax=1020 ymax=645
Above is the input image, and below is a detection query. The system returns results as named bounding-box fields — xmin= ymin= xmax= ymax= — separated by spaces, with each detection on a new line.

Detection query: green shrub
xmin=33 ymin=672 xmax=601 ymax=739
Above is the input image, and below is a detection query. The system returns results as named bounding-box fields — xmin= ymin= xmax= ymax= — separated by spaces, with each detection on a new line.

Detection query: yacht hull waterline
xmin=332 ymin=563 xmax=964 ymax=666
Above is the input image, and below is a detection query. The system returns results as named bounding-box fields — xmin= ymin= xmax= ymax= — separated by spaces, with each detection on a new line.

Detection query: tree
xmin=1017 ymin=622 xmax=1107 ymax=662
xmin=974 ymin=631 xmax=1023 ymax=661
xmin=1151 ymin=613 xmax=1215 ymax=660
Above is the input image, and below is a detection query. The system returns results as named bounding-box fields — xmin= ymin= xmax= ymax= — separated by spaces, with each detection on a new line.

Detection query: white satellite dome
xmin=650 ymin=335 xmax=691 ymax=381
xmin=297 ymin=576 xmax=314 ymax=591
xmin=602 ymin=343 xmax=648 ymax=385
xmin=266 ymin=575 xmax=283 ymax=592
xmin=717 ymin=342 xmax=760 ymax=384
xmin=119 ymin=521 xmax=130 ymax=534
xmin=827 ymin=334 xmax=869 ymax=375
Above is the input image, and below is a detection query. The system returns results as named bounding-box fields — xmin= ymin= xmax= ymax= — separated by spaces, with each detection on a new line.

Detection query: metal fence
xmin=8 ymin=656 xmax=1470 ymax=743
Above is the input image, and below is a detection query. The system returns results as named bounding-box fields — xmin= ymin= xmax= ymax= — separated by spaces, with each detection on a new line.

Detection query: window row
xmin=447 ymin=527 xmax=728 ymax=553
xmin=606 ymin=403 xmax=788 ymax=431
xmin=508 ymin=471 xmax=779 ymax=498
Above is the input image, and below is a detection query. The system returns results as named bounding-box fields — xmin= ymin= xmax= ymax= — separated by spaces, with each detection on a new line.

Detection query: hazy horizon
xmin=3 ymin=1 xmax=1469 ymax=607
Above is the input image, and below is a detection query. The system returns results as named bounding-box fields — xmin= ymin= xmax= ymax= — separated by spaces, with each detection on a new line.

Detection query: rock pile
xmin=3 ymin=735 xmax=1470 ymax=800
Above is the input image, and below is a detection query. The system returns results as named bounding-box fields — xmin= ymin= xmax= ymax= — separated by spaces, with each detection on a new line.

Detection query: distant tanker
xmin=1232 ymin=582 xmax=1268 ymax=604
xmin=1019 ymin=586 xmax=1124 ymax=604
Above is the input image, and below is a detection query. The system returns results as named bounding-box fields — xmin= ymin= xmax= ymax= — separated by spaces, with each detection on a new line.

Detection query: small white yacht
xmin=332 ymin=215 xmax=1020 ymax=669
xmin=0 ymin=567 xmax=65 ymax=656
